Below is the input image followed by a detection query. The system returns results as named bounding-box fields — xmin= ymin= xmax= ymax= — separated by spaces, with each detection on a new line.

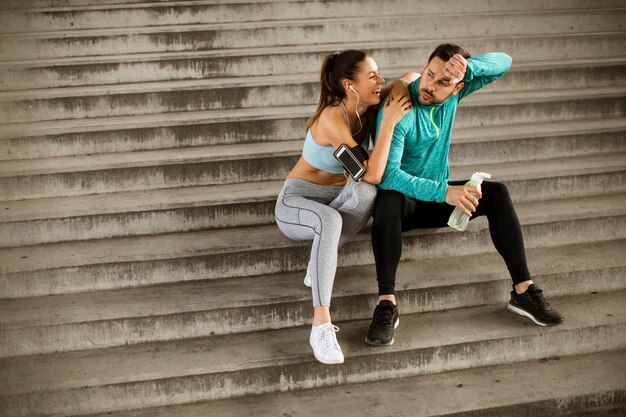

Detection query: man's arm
xmin=456 ymin=52 xmax=512 ymax=100
xmin=375 ymin=110 xmax=448 ymax=202
xmin=377 ymin=115 xmax=483 ymax=211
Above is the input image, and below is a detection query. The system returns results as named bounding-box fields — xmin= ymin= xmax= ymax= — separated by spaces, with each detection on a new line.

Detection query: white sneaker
xmin=309 ymin=323 xmax=344 ymax=364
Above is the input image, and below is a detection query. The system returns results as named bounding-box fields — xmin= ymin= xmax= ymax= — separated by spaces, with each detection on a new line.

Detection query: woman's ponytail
xmin=306 ymin=50 xmax=367 ymax=130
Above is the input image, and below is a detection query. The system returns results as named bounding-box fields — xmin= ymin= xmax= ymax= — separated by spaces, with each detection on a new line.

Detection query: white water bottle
xmin=447 ymin=172 xmax=492 ymax=232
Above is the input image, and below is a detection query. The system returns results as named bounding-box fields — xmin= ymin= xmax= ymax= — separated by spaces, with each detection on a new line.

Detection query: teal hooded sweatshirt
xmin=375 ymin=52 xmax=512 ymax=202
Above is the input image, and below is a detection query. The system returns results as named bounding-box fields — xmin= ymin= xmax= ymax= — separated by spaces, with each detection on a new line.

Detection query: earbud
xmin=349 ymin=85 xmax=356 ymax=93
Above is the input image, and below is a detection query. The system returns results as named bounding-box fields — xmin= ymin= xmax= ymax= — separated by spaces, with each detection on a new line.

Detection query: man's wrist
xmin=462 ymin=59 xmax=473 ymax=82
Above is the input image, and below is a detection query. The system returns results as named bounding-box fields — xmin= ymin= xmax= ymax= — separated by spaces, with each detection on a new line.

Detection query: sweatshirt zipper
xmin=429 ymin=107 xmax=440 ymax=139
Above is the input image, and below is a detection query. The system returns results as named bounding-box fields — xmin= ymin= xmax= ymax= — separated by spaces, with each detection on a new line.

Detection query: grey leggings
xmin=275 ymin=178 xmax=377 ymax=307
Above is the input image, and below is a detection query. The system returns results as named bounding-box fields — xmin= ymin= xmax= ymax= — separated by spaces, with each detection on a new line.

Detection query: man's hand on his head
xmin=444 ymin=54 xmax=467 ymax=85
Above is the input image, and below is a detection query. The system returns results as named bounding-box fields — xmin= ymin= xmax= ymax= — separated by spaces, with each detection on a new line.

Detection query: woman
xmin=274 ymin=50 xmax=416 ymax=364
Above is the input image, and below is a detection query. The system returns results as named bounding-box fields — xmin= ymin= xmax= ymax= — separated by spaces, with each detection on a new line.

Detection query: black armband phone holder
xmin=350 ymin=145 xmax=370 ymax=164
xmin=333 ymin=144 xmax=369 ymax=181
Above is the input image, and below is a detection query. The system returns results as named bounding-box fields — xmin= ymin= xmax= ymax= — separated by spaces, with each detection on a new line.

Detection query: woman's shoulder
xmin=313 ymin=105 xmax=344 ymax=140
xmin=317 ymin=104 xmax=343 ymax=126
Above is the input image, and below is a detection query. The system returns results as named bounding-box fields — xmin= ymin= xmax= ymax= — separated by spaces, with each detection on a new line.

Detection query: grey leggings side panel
xmin=275 ymin=178 xmax=377 ymax=307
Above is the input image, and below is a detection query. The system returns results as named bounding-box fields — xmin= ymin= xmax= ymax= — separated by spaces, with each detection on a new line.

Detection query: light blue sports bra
xmin=302 ymin=129 xmax=370 ymax=174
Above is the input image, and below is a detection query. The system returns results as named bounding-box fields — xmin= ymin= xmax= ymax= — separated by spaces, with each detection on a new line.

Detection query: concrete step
xmin=0 ymin=148 xmax=624 ymax=247
xmin=449 ymin=118 xmax=626 ymax=165
xmin=2 ymin=58 xmax=626 ymax=123
xmin=0 ymin=180 xmax=282 ymax=247
xmin=0 ymin=0 xmax=174 ymax=11
xmin=0 ymin=125 xmax=623 ymax=201
xmin=1 ymin=9 xmax=623 ymax=60
xmin=82 ymin=350 xmax=626 ymax=417
xmin=2 ymin=0 xmax=624 ymax=33
xmin=1 ymin=95 xmax=623 ymax=159
xmin=0 ymin=2 xmax=621 ymax=416
xmin=0 ymin=291 xmax=624 ymax=416
xmin=0 ymin=193 xmax=624 ymax=298
xmin=2 ymin=83 xmax=624 ymax=147
xmin=1 ymin=239 xmax=624 ymax=356
xmin=1 ymin=32 xmax=624 ymax=90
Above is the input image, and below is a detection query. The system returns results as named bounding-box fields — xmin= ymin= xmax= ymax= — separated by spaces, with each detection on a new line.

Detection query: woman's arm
xmin=314 ymin=97 xmax=411 ymax=185
xmin=380 ymin=72 xmax=421 ymax=102
xmin=361 ymin=95 xmax=412 ymax=184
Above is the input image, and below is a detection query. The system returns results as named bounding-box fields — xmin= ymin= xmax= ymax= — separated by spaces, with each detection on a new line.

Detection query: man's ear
xmin=452 ymin=81 xmax=465 ymax=96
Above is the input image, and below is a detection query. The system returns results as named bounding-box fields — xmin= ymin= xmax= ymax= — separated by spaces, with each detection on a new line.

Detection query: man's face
xmin=417 ymin=57 xmax=464 ymax=105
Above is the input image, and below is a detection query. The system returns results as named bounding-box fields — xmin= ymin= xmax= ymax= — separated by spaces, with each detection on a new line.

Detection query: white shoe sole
xmin=507 ymin=303 xmax=548 ymax=327
xmin=312 ymin=351 xmax=345 ymax=365
xmin=310 ymin=341 xmax=344 ymax=364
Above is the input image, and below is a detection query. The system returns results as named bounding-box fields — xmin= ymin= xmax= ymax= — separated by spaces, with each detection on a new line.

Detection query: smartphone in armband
xmin=333 ymin=144 xmax=366 ymax=181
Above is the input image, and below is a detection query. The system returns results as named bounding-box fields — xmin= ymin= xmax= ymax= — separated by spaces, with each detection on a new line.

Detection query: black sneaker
xmin=507 ymin=284 xmax=565 ymax=326
xmin=365 ymin=300 xmax=399 ymax=345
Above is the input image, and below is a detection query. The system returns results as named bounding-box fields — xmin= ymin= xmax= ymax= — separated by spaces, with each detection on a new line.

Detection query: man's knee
xmin=492 ymin=181 xmax=509 ymax=194
xmin=482 ymin=181 xmax=516 ymax=214
xmin=484 ymin=181 xmax=511 ymax=200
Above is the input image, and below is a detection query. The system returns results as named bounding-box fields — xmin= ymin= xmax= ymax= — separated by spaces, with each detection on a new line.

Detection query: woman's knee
xmin=289 ymin=205 xmax=342 ymax=237
xmin=318 ymin=207 xmax=344 ymax=236
xmin=350 ymin=181 xmax=378 ymax=214
xmin=335 ymin=180 xmax=377 ymax=211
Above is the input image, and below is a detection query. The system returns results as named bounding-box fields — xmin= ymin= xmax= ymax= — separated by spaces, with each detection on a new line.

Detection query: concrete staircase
xmin=0 ymin=1 xmax=624 ymax=416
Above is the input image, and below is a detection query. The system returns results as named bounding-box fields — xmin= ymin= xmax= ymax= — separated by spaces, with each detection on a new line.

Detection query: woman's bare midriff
xmin=286 ymin=156 xmax=348 ymax=186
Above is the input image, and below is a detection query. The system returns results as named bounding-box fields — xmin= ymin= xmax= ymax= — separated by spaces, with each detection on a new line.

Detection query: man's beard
xmin=419 ymin=87 xmax=453 ymax=105
xmin=419 ymin=88 xmax=439 ymax=105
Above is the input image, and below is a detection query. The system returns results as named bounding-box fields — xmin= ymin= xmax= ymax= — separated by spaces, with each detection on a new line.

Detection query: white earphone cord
xmin=341 ymin=84 xmax=362 ymax=136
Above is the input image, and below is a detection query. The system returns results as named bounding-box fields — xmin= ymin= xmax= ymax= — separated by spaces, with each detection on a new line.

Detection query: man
xmin=366 ymin=43 xmax=564 ymax=346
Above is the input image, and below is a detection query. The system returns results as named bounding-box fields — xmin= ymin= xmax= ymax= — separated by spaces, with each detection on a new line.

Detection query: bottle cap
xmin=471 ymin=172 xmax=492 ymax=182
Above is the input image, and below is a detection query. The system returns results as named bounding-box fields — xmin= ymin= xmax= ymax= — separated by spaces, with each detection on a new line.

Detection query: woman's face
xmin=348 ymin=56 xmax=385 ymax=105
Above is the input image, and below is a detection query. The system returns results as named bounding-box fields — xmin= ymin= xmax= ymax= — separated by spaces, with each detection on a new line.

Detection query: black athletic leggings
xmin=371 ymin=181 xmax=531 ymax=295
